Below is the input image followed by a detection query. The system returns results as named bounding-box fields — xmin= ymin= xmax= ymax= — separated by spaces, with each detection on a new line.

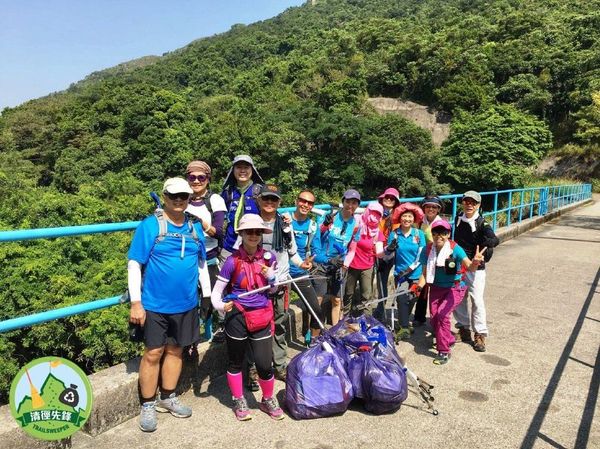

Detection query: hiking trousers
xmin=453 ymin=270 xmax=488 ymax=335
xmin=343 ymin=267 xmax=374 ymax=317
xmin=429 ymin=284 xmax=465 ymax=354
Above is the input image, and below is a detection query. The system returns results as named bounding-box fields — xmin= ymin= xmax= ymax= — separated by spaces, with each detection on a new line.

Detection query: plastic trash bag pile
xmin=285 ymin=315 xmax=408 ymax=419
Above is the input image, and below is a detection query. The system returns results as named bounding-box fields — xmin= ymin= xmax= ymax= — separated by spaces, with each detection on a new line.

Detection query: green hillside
xmin=1 ymin=0 xmax=599 ymax=402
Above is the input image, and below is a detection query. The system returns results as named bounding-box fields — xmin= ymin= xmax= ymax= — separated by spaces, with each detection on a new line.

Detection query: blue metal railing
xmin=0 ymin=183 xmax=592 ymax=333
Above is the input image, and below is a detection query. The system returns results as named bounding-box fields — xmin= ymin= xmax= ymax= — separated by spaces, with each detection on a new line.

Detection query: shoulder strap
xmin=305 ymin=218 xmax=317 ymax=256
xmin=154 ymin=209 xmax=168 ymax=244
xmin=203 ymin=190 xmax=213 ymax=216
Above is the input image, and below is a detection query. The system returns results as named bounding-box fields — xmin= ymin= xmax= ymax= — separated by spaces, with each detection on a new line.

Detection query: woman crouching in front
xmin=211 ymin=214 xmax=284 ymax=421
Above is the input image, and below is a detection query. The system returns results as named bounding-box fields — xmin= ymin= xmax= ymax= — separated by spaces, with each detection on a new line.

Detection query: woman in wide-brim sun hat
xmin=211 ymin=214 xmax=285 ymax=422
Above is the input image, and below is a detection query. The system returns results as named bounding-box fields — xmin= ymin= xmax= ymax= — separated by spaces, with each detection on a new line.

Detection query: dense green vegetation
xmin=1 ymin=0 xmax=599 ymax=401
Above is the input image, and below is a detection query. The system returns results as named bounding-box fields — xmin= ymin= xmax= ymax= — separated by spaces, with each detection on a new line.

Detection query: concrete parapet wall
xmin=495 ymin=198 xmax=592 ymax=244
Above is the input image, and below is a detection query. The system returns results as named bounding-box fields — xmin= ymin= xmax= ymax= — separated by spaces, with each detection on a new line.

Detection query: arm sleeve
xmin=343 ymin=240 xmax=357 ymax=267
xmin=198 ymin=262 xmax=211 ymax=298
xmin=127 ymin=260 xmax=143 ymax=303
xmin=287 ymin=229 xmax=303 ymax=266
xmin=210 ymin=278 xmax=228 ymax=313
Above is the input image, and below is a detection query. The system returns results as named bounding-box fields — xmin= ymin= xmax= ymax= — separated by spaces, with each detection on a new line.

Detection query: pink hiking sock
xmin=258 ymin=375 xmax=275 ymax=400
xmin=226 ymin=371 xmax=243 ymax=398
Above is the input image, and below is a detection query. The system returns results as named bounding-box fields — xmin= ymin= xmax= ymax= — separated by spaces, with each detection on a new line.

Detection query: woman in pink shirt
xmin=342 ymin=203 xmax=385 ymax=317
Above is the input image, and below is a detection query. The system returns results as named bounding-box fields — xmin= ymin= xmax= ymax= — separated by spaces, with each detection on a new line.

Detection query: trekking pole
xmin=404 ymin=366 xmax=438 ymax=415
xmin=290 ymin=280 xmax=326 ymax=331
xmin=232 ymin=274 xmax=312 ymax=299
xmin=150 ymin=192 xmax=162 ymax=209
xmin=373 ymin=258 xmax=386 ymax=321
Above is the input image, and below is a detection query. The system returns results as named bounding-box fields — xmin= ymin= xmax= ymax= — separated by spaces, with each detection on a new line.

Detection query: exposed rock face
xmin=536 ymin=155 xmax=600 ymax=180
xmin=367 ymin=97 xmax=451 ymax=147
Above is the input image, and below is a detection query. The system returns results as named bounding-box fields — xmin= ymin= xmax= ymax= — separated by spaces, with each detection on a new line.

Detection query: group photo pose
xmin=126 ymin=154 xmax=501 ymax=428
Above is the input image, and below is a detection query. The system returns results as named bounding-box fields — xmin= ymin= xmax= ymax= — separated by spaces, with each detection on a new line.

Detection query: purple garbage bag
xmin=331 ymin=315 xmax=403 ymax=365
xmin=285 ymin=336 xmax=353 ymax=419
xmin=361 ymin=346 xmax=408 ymax=415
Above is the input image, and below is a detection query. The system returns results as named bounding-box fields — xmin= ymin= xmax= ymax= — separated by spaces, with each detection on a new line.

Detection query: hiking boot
xmin=232 ymin=396 xmax=252 ymax=421
xmin=156 ymin=393 xmax=192 ymax=418
xmin=259 ymin=397 xmax=285 ymax=420
xmin=458 ymin=327 xmax=473 ymax=343
xmin=433 ymin=352 xmax=450 ymax=365
xmin=274 ymin=369 xmax=287 ymax=383
xmin=395 ymin=327 xmax=412 ymax=341
xmin=139 ymin=401 xmax=157 ymax=432
xmin=473 ymin=333 xmax=487 ymax=352
xmin=246 ymin=366 xmax=259 ymax=392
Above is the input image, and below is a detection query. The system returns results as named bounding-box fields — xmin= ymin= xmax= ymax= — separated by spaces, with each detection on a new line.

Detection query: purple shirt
xmin=217 ymin=251 xmax=277 ymax=309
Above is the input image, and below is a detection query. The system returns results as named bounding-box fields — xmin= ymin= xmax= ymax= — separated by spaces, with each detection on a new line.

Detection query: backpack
xmin=320 ymin=213 xmax=360 ymax=257
xmin=454 ymin=215 xmax=494 ymax=263
xmin=228 ymin=248 xmax=275 ymax=292
xmin=152 ymin=208 xmax=202 ymax=258
xmin=224 ymin=183 xmax=263 ymax=209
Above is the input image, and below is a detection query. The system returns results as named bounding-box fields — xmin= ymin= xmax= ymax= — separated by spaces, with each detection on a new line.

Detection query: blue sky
xmin=0 ymin=0 xmax=305 ymax=110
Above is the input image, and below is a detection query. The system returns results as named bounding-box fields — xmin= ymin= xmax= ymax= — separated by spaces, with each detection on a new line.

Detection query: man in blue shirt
xmin=314 ymin=189 xmax=361 ymax=325
xmin=128 ymin=177 xmax=207 ymax=432
xmin=289 ymin=189 xmax=324 ymax=343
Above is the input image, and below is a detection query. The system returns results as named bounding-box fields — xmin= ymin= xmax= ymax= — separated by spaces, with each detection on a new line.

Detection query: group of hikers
xmin=127 ymin=154 xmax=499 ymax=431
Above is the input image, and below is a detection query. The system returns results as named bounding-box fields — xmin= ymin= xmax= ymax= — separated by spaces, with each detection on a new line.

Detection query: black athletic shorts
xmin=224 ymin=307 xmax=272 ymax=341
xmin=144 ymin=307 xmax=200 ymax=348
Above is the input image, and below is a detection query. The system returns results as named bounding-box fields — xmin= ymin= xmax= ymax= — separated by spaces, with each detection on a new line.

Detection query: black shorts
xmin=144 ymin=307 xmax=200 ymax=349
xmin=224 ymin=308 xmax=272 ymax=341
xmin=313 ymin=263 xmax=342 ymax=298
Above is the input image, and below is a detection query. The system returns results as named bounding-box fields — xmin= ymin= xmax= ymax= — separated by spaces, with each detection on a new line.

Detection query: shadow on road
xmin=519 ymin=267 xmax=600 ymax=449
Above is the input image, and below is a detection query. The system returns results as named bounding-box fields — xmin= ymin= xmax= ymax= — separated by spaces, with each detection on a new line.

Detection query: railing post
xmin=507 ymin=191 xmax=513 ymax=227
xmin=529 ymin=189 xmax=534 ymax=219
xmin=451 ymin=196 xmax=458 ymax=239
xmin=493 ymin=192 xmax=498 ymax=231
xmin=519 ymin=189 xmax=524 ymax=222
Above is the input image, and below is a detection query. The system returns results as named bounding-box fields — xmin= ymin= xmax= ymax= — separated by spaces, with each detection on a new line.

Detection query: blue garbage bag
xmin=361 ymin=345 xmax=408 ymax=415
xmin=285 ymin=335 xmax=353 ymax=419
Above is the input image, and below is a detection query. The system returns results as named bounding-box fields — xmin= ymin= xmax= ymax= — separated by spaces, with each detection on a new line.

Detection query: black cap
xmin=258 ymin=184 xmax=282 ymax=199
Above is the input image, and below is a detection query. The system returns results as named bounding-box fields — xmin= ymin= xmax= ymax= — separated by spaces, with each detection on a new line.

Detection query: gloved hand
xmin=409 ymin=284 xmax=422 ymax=297
xmin=323 ymin=213 xmax=334 ymax=227
xmin=386 ymin=239 xmax=398 ymax=253
xmin=329 ymin=256 xmax=344 ymax=268
xmin=223 ymin=293 xmax=238 ymax=303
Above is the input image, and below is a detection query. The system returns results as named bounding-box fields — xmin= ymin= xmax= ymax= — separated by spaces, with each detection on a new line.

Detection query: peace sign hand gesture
xmin=472 ymin=245 xmax=487 ymax=265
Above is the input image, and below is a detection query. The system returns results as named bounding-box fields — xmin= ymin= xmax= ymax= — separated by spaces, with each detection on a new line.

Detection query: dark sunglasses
xmin=383 ymin=195 xmax=397 ymax=201
xmin=261 ymin=195 xmax=280 ymax=203
xmin=297 ymin=197 xmax=315 ymax=206
xmin=431 ymin=230 xmax=450 ymax=236
xmin=244 ymin=229 xmax=263 ymax=236
xmin=186 ymin=174 xmax=209 ymax=183
xmin=165 ymin=192 xmax=190 ymax=201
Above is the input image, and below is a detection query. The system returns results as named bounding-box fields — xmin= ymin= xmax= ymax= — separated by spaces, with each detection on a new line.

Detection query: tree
xmin=442 ymin=105 xmax=553 ymax=190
